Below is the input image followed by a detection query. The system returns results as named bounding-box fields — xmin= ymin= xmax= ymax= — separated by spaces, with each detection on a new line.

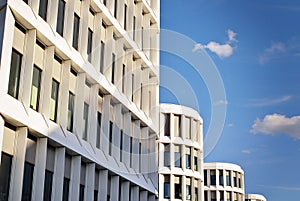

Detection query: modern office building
xmin=158 ymin=104 xmax=204 ymax=201
xmin=0 ymin=0 xmax=160 ymax=201
xmin=245 ymin=194 xmax=267 ymax=201
xmin=204 ymin=162 xmax=245 ymax=201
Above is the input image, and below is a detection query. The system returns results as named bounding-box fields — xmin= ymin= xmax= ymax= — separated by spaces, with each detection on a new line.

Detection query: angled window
xmin=211 ymin=191 xmax=217 ymax=201
xmin=124 ymin=4 xmax=127 ymax=30
xmin=56 ymin=0 xmax=65 ymax=36
xmin=164 ymin=114 xmax=170 ymax=136
xmin=204 ymin=170 xmax=207 ymax=185
xmin=8 ymin=49 xmax=22 ymax=99
xmin=50 ymin=79 xmax=59 ymax=122
xmin=173 ymin=114 xmax=181 ymax=137
xmin=38 ymin=0 xmax=48 ymax=20
xmin=111 ymin=53 xmax=115 ymax=84
xmin=174 ymin=176 xmax=182 ymax=199
xmin=30 ymin=65 xmax=42 ymax=111
xmin=109 ymin=121 xmax=113 ymax=155
xmin=72 ymin=14 xmax=80 ymax=50
xmin=67 ymin=92 xmax=75 ymax=132
xmin=122 ymin=64 xmax=126 ymax=93
xmin=185 ymin=147 xmax=191 ymax=169
xmin=163 ymin=175 xmax=170 ymax=199
xmin=21 ymin=162 xmax=34 ymax=201
xmin=186 ymin=178 xmax=191 ymax=200
xmin=210 ymin=170 xmax=216 ymax=185
xmin=83 ymin=103 xmax=89 ymax=140
xmin=219 ymin=170 xmax=224 ymax=186
xmin=87 ymin=28 xmax=93 ymax=62
xmin=220 ymin=191 xmax=225 ymax=201
xmin=62 ymin=178 xmax=70 ymax=201
xmin=164 ymin=144 xmax=170 ymax=167
xmin=96 ymin=112 xmax=102 ymax=148
xmin=174 ymin=145 xmax=181 ymax=168
xmin=194 ymin=149 xmax=198 ymax=171
xmin=114 ymin=0 xmax=118 ymax=18
xmin=100 ymin=41 xmax=105 ymax=73
xmin=43 ymin=170 xmax=53 ymax=201
xmin=0 ymin=153 xmax=12 ymax=201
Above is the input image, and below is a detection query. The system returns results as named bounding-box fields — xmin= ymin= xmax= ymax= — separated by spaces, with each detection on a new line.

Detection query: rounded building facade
xmin=245 ymin=194 xmax=267 ymax=201
xmin=204 ymin=162 xmax=245 ymax=201
xmin=158 ymin=104 xmax=204 ymax=201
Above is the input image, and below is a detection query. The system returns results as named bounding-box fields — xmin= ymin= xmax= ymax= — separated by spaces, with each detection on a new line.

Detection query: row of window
xmin=163 ymin=175 xmax=199 ymax=201
xmin=204 ymin=191 xmax=243 ymax=201
xmin=9 ymin=22 xmax=155 ymax=167
xmin=163 ymin=144 xmax=200 ymax=171
xmin=0 ymin=123 xmax=155 ymax=201
xmin=23 ymin=0 xmax=157 ymax=64
xmin=204 ymin=170 xmax=243 ymax=188
xmin=164 ymin=113 xmax=202 ymax=142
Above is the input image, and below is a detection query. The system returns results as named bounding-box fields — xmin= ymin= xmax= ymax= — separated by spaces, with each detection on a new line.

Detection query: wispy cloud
xmin=227 ymin=123 xmax=234 ymax=127
xmin=193 ymin=29 xmax=238 ymax=58
xmin=242 ymin=150 xmax=251 ymax=154
xmin=259 ymin=42 xmax=286 ymax=64
xmin=250 ymin=114 xmax=300 ymax=139
xmin=214 ymin=99 xmax=228 ymax=106
xmin=258 ymin=184 xmax=300 ymax=191
xmin=248 ymin=95 xmax=291 ymax=107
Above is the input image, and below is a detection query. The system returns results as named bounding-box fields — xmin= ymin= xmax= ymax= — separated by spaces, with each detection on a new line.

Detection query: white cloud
xmin=250 ymin=114 xmax=300 ymax=139
xmin=227 ymin=29 xmax=238 ymax=43
xmin=227 ymin=123 xmax=234 ymax=127
xmin=242 ymin=150 xmax=251 ymax=154
xmin=259 ymin=42 xmax=286 ymax=64
xmin=249 ymin=95 xmax=291 ymax=107
xmin=193 ymin=29 xmax=238 ymax=58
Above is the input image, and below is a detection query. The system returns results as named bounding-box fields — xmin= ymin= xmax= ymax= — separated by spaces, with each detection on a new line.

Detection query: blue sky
xmin=159 ymin=0 xmax=300 ymax=200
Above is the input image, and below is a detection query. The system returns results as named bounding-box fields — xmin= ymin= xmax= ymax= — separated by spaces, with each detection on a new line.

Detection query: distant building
xmin=204 ymin=162 xmax=245 ymax=201
xmin=158 ymin=104 xmax=204 ymax=201
xmin=0 ymin=0 xmax=159 ymax=200
xmin=245 ymin=194 xmax=267 ymax=201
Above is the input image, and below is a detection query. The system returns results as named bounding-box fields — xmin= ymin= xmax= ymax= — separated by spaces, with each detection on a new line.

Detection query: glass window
xmin=174 ymin=176 xmax=182 ymax=199
xmin=30 ymin=65 xmax=42 ymax=111
xmin=120 ymin=129 xmax=123 ymax=162
xmin=186 ymin=117 xmax=191 ymax=139
xmin=194 ymin=180 xmax=199 ymax=201
xmin=185 ymin=147 xmax=191 ymax=169
xmin=227 ymin=191 xmax=232 ymax=201
xmin=38 ymin=0 xmax=48 ymax=20
xmin=122 ymin=64 xmax=126 ymax=93
xmin=67 ymin=92 xmax=74 ymax=132
xmin=234 ymin=192 xmax=238 ymax=201
xmin=174 ymin=114 xmax=181 ymax=137
xmin=87 ymin=28 xmax=93 ymax=62
xmin=111 ymin=53 xmax=115 ymax=84
xmin=220 ymin=191 xmax=224 ymax=201
xmin=109 ymin=121 xmax=113 ymax=155
xmin=114 ymin=0 xmax=117 ymax=18
xmin=219 ymin=170 xmax=224 ymax=186
xmin=163 ymin=175 xmax=170 ymax=199
xmin=50 ymin=79 xmax=59 ymax=122
xmin=194 ymin=149 xmax=198 ymax=171
xmin=131 ymin=74 xmax=134 ymax=102
xmin=43 ymin=170 xmax=53 ymax=201
xmin=174 ymin=145 xmax=181 ymax=168
xmin=96 ymin=112 xmax=102 ymax=148
xmin=164 ymin=114 xmax=170 ymax=136
xmin=130 ymin=136 xmax=133 ymax=167
xmin=211 ymin=191 xmax=216 ymax=201
xmin=204 ymin=170 xmax=207 ymax=185
xmin=0 ymin=153 xmax=12 ymax=201
xmin=164 ymin=144 xmax=170 ymax=167
xmin=100 ymin=41 xmax=105 ymax=73
xmin=233 ymin=172 xmax=237 ymax=187
xmin=238 ymin=173 xmax=242 ymax=188
xmin=133 ymin=16 xmax=136 ymax=40
xmin=226 ymin=170 xmax=231 ymax=186
xmin=21 ymin=162 xmax=34 ymax=201
xmin=62 ymin=178 xmax=70 ymax=201
xmin=79 ymin=184 xmax=84 ymax=201
xmin=83 ymin=103 xmax=89 ymax=140
xmin=204 ymin=191 xmax=208 ymax=201
xmin=56 ymin=0 xmax=65 ymax=36
xmin=124 ymin=4 xmax=127 ymax=30
xmin=186 ymin=178 xmax=191 ymax=200
xmin=210 ymin=170 xmax=216 ymax=185
xmin=8 ymin=49 xmax=23 ymax=99
xmin=72 ymin=14 xmax=80 ymax=50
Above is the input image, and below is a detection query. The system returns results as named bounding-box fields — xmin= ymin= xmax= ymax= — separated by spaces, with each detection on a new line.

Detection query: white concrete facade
xmin=245 ymin=194 xmax=267 ymax=201
xmin=158 ymin=104 xmax=204 ymax=201
xmin=204 ymin=162 xmax=245 ymax=201
xmin=0 ymin=0 xmax=159 ymax=201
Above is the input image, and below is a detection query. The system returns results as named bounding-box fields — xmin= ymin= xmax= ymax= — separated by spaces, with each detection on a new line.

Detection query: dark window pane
xmin=22 ymin=162 xmax=34 ymax=201
xmin=164 ymin=114 xmax=170 ymax=136
xmin=204 ymin=170 xmax=207 ymax=186
xmin=100 ymin=41 xmax=105 ymax=73
xmin=43 ymin=170 xmax=53 ymax=201
xmin=30 ymin=65 xmax=42 ymax=111
xmin=79 ymin=185 xmax=84 ymax=201
xmin=94 ymin=190 xmax=98 ymax=201
xmin=72 ymin=14 xmax=80 ymax=50
xmin=83 ymin=103 xmax=89 ymax=140
xmin=38 ymin=0 xmax=48 ymax=20
xmin=96 ymin=112 xmax=102 ymax=148
xmin=62 ymin=178 xmax=69 ymax=201
xmin=67 ymin=92 xmax=74 ymax=132
xmin=163 ymin=183 xmax=170 ymax=199
xmin=87 ymin=29 xmax=93 ymax=62
xmin=0 ymin=153 xmax=12 ymax=201
xmin=114 ymin=0 xmax=117 ymax=18
xmin=50 ymin=79 xmax=59 ymax=122
xmin=111 ymin=53 xmax=115 ymax=84
xmin=124 ymin=4 xmax=127 ymax=30
xmin=56 ymin=0 xmax=65 ymax=36
xmin=109 ymin=121 xmax=113 ymax=155
xmin=210 ymin=170 xmax=216 ymax=185
xmin=8 ymin=49 xmax=22 ymax=98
